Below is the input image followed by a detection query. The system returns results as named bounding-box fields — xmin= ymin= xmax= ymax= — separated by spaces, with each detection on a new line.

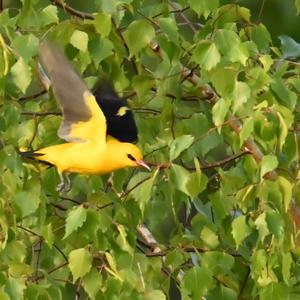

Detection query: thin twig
xmin=121 ymin=176 xmax=151 ymax=198
xmin=198 ymin=151 xmax=251 ymax=170
xmin=21 ymin=111 xmax=61 ymax=116
xmin=257 ymin=0 xmax=266 ymax=23
xmin=28 ymin=114 xmax=39 ymax=148
xmin=169 ymin=2 xmax=197 ymax=33
xmin=51 ymin=0 xmax=94 ymax=19
xmin=152 ymin=6 xmax=190 ymax=18
xmin=19 ymin=89 xmax=47 ymax=101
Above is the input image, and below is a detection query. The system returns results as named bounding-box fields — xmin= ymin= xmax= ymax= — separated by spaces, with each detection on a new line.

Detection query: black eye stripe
xmin=127 ymin=154 xmax=136 ymax=161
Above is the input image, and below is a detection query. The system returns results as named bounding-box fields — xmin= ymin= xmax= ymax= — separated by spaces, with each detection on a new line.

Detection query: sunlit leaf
xmin=94 ymin=13 xmax=111 ymax=37
xmin=169 ymin=134 xmax=194 ymax=161
xmin=69 ymin=248 xmax=92 ymax=282
xmin=158 ymin=17 xmax=179 ymax=43
xmin=64 ymin=205 xmax=87 ymax=239
xmin=215 ymin=29 xmax=249 ymax=65
xmin=260 ymin=155 xmax=278 ymax=179
xmin=41 ymin=5 xmax=59 ymax=25
xmin=231 ymin=215 xmax=252 ymax=247
xmin=192 ymin=41 xmax=221 ymax=71
xmin=189 ymin=0 xmax=219 ymax=18
xmin=10 ymin=58 xmax=32 ymax=93
xmin=70 ymin=30 xmax=89 ymax=51
xmin=124 ymin=20 xmax=155 ymax=56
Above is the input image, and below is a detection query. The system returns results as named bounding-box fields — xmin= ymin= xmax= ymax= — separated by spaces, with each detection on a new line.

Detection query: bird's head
xmin=121 ymin=143 xmax=151 ymax=171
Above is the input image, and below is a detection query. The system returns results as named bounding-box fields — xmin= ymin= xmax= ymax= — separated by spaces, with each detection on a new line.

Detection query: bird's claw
xmin=56 ymin=173 xmax=71 ymax=193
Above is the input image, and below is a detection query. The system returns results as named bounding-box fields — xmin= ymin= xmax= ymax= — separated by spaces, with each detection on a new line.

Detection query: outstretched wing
xmin=93 ymin=79 xmax=138 ymax=143
xmin=39 ymin=41 xmax=107 ymax=143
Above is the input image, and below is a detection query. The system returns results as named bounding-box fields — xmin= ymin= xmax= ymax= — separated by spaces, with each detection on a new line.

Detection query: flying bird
xmin=21 ymin=41 xmax=150 ymax=192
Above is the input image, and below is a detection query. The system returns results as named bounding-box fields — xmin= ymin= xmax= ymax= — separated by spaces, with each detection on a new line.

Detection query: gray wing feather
xmin=39 ymin=41 xmax=92 ymax=142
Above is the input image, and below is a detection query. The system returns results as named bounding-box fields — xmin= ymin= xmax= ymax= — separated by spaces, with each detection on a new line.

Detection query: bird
xmin=21 ymin=41 xmax=150 ymax=192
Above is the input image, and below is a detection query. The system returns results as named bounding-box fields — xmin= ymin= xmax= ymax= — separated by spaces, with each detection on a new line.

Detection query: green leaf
xmin=192 ymin=41 xmax=221 ymax=71
xmin=12 ymin=34 xmax=39 ymax=62
xmin=212 ymin=97 xmax=230 ymax=127
xmin=9 ymin=262 xmax=33 ymax=277
xmin=282 ymin=252 xmax=292 ymax=285
xmin=158 ymin=17 xmax=179 ymax=43
xmin=250 ymin=24 xmax=271 ymax=52
xmin=64 ymin=205 xmax=87 ymax=239
xmin=89 ymin=37 xmax=113 ymax=65
xmin=202 ymin=251 xmax=234 ymax=273
xmin=254 ymin=213 xmax=269 ymax=242
xmin=69 ymin=248 xmax=92 ymax=282
xmin=145 ymin=290 xmax=166 ymax=300
xmin=296 ymin=0 xmax=300 ymax=14
xmin=130 ymin=170 xmax=158 ymax=212
xmin=186 ymin=159 xmax=208 ymax=198
xmin=124 ymin=20 xmax=155 ymax=56
xmin=266 ymin=211 xmax=283 ymax=238
xmin=182 ymin=266 xmax=214 ymax=298
xmin=260 ymin=283 xmax=288 ymax=300
xmin=210 ymin=65 xmax=236 ymax=99
xmin=232 ymin=81 xmax=251 ymax=113
xmin=70 ymin=30 xmax=89 ymax=52
xmin=215 ymin=29 xmax=249 ymax=65
xmin=82 ymin=268 xmax=102 ymax=299
xmin=276 ymin=111 xmax=288 ymax=151
xmin=94 ymin=13 xmax=111 ymax=37
xmin=271 ymin=78 xmax=297 ymax=110
xmin=132 ymin=75 xmax=153 ymax=99
xmin=200 ymin=226 xmax=219 ymax=248
xmin=13 ymin=181 xmax=40 ymax=218
xmin=0 ymin=289 xmax=9 ymax=300
xmin=40 ymin=5 xmax=59 ymax=25
xmin=279 ymin=35 xmax=300 ymax=58
xmin=239 ymin=117 xmax=253 ymax=146
xmin=208 ymin=286 xmax=238 ymax=300
xmin=210 ymin=191 xmax=234 ymax=223
xmin=11 ymin=58 xmax=32 ymax=93
xmin=4 ymin=278 xmax=25 ymax=300
xmin=231 ymin=215 xmax=252 ymax=247
xmin=170 ymin=164 xmax=190 ymax=195
xmin=188 ymin=0 xmax=219 ymax=18
xmin=41 ymin=223 xmax=55 ymax=247
xmin=277 ymin=176 xmax=292 ymax=211
xmin=169 ymin=134 xmax=194 ymax=161
xmin=259 ymin=55 xmax=273 ymax=71
xmin=260 ymin=155 xmax=278 ymax=180
xmin=105 ymin=252 xmax=118 ymax=273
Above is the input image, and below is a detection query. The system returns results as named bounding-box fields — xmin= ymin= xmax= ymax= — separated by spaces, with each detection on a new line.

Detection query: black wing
xmin=93 ymin=80 xmax=138 ymax=143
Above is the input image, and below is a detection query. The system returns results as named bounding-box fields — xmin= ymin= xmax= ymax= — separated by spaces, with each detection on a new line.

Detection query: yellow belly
xmin=36 ymin=142 xmax=107 ymax=174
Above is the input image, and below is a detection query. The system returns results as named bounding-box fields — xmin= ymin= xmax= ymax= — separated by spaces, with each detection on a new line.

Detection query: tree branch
xmin=50 ymin=0 xmax=94 ymax=19
xmin=19 ymin=89 xmax=47 ymax=101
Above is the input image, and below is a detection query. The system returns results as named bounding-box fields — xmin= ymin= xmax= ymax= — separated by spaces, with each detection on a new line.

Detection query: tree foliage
xmin=1 ymin=0 xmax=300 ymax=299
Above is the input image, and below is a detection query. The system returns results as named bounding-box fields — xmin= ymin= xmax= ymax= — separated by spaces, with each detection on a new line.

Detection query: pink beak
xmin=136 ymin=160 xmax=151 ymax=171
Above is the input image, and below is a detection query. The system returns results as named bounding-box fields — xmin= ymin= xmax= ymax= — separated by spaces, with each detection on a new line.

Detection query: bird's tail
xmin=18 ymin=149 xmax=53 ymax=167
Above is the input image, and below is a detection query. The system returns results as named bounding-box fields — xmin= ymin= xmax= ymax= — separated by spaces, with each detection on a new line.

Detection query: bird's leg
xmin=64 ymin=174 xmax=71 ymax=192
xmin=56 ymin=172 xmax=66 ymax=192
xmin=56 ymin=172 xmax=72 ymax=193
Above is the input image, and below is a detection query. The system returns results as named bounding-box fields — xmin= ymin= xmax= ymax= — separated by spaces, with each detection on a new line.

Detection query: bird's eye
xmin=127 ymin=154 xmax=136 ymax=161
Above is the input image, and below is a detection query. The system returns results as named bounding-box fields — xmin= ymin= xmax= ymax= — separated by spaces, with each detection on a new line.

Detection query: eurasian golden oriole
xmin=21 ymin=41 xmax=150 ymax=191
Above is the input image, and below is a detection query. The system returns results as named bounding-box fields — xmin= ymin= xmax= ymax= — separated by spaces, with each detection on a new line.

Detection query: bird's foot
xmin=56 ymin=173 xmax=71 ymax=193
xmin=56 ymin=182 xmax=66 ymax=193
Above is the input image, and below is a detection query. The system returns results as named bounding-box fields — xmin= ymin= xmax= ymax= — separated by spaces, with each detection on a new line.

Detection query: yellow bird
xmin=22 ymin=41 xmax=150 ymax=192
